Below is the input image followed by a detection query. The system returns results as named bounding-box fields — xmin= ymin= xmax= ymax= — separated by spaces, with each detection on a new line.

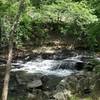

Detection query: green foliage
xmin=0 ymin=0 xmax=22 ymax=44
xmin=0 ymin=0 xmax=100 ymax=49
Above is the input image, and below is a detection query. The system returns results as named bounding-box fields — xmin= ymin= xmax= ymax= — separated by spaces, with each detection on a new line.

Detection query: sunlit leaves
xmin=0 ymin=0 xmax=100 ymax=47
xmin=27 ymin=0 xmax=98 ymax=25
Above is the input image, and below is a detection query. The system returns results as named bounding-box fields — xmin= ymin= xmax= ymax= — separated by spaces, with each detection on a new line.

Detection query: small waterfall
xmin=11 ymin=55 xmax=83 ymax=77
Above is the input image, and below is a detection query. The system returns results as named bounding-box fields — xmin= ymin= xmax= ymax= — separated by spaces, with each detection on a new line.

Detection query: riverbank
xmin=0 ymin=43 xmax=100 ymax=100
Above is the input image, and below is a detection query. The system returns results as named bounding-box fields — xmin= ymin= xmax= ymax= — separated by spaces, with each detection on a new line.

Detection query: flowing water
xmin=11 ymin=55 xmax=84 ymax=77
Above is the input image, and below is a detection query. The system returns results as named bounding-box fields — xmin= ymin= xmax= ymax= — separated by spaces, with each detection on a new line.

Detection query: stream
xmin=11 ymin=54 xmax=85 ymax=77
xmin=1 ymin=50 xmax=100 ymax=100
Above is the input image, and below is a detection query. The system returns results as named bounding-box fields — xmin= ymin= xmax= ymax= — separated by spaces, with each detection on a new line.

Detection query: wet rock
xmin=84 ymin=64 xmax=94 ymax=71
xmin=54 ymin=72 xmax=96 ymax=98
xmin=0 ymin=58 xmax=6 ymax=64
xmin=40 ymin=75 xmax=49 ymax=90
xmin=41 ymin=75 xmax=48 ymax=84
xmin=27 ymin=80 xmax=42 ymax=89
xmin=58 ymin=61 xmax=75 ymax=69
xmin=52 ymin=60 xmax=84 ymax=70
xmin=44 ymin=75 xmax=62 ymax=91
xmin=15 ymin=74 xmax=26 ymax=85
xmin=75 ymin=62 xmax=84 ymax=70
xmin=42 ymin=53 xmax=54 ymax=59
xmin=24 ymin=53 xmax=41 ymax=61
xmin=27 ymin=89 xmax=49 ymax=100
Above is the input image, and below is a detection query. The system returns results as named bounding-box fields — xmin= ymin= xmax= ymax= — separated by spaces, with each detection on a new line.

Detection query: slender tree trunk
xmin=1 ymin=1 xmax=24 ymax=100
xmin=0 ymin=21 xmax=1 ymax=46
xmin=1 ymin=41 xmax=13 ymax=100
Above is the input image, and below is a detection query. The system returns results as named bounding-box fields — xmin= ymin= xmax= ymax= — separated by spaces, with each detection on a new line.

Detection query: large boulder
xmin=51 ymin=60 xmax=84 ymax=70
xmin=53 ymin=72 xmax=100 ymax=99
xmin=27 ymin=80 xmax=42 ymax=89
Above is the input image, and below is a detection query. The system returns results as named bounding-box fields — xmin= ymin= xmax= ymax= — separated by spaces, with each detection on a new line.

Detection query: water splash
xmin=11 ymin=55 xmax=82 ymax=77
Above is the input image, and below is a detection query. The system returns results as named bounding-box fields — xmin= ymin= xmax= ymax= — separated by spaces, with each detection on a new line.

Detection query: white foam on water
xmin=11 ymin=55 xmax=82 ymax=77
xmin=64 ymin=55 xmax=83 ymax=62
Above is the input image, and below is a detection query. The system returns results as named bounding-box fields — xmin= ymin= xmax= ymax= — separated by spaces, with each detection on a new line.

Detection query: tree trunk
xmin=1 ymin=0 xmax=24 ymax=100
xmin=1 ymin=41 xmax=13 ymax=100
